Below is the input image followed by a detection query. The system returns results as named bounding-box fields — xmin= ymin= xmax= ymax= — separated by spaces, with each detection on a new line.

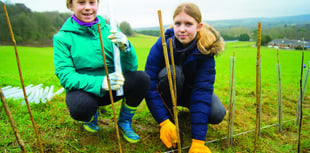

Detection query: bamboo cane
xmin=0 ymin=86 xmax=27 ymax=152
xmin=276 ymin=49 xmax=283 ymax=133
xmin=2 ymin=4 xmax=44 ymax=153
xmin=97 ymin=24 xmax=122 ymax=153
xmin=226 ymin=52 xmax=236 ymax=148
xmin=158 ymin=10 xmax=181 ymax=153
xmin=297 ymin=37 xmax=305 ymax=153
xmin=253 ymin=22 xmax=262 ymax=153
xmin=169 ymin=39 xmax=177 ymax=104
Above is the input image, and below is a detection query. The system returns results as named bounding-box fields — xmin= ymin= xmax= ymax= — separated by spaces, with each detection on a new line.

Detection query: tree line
xmin=136 ymin=24 xmax=310 ymax=44
xmin=0 ymin=2 xmax=72 ymax=46
xmin=218 ymin=24 xmax=310 ymax=42
xmin=0 ymin=2 xmax=309 ymax=46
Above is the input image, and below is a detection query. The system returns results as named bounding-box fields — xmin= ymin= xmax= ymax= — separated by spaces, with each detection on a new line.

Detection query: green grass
xmin=0 ymin=35 xmax=310 ymax=152
xmin=0 ymin=46 xmax=58 ymax=87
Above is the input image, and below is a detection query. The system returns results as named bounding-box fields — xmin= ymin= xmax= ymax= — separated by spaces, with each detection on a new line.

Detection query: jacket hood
xmin=206 ymin=24 xmax=225 ymax=55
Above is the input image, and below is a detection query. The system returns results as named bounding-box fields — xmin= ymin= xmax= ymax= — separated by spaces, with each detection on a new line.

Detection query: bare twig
xmin=0 ymin=86 xmax=27 ymax=152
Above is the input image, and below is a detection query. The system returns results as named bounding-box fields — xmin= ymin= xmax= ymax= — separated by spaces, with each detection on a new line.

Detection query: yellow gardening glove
xmin=188 ymin=139 xmax=211 ymax=153
xmin=159 ymin=119 xmax=177 ymax=148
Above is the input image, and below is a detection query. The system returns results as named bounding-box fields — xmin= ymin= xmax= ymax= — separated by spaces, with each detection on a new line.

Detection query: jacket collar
xmin=60 ymin=15 xmax=106 ymax=34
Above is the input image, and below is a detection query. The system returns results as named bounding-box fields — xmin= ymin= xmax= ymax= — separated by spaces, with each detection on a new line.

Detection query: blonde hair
xmin=66 ymin=0 xmax=99 ymax=9
xmin=173 ymin=3 xmax=224 ymax=55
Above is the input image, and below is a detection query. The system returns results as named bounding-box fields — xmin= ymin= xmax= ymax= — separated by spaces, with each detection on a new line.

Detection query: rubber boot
xmin=83 ymin=111 xmax=99 ymax=132
xmin=117 ymin=103 xmax=140 ymax=143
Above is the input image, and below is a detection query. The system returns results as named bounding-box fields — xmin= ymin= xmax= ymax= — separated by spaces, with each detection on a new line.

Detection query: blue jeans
xmin=157 ymin=66 xmax=226 ymax=124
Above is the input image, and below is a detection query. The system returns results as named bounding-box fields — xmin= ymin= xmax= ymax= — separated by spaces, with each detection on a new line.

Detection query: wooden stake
xmin=276 ymin=49 xmax=283 ymax=133
xmin=254 ymin=22 xmax=262 ymax=153
xmin=169 ymin=39 xmax=177 ymax=104
xmin=158 ymin=10 xmax=181 ymax=153
xmin=97 ymin=24 xmax=122 ymax=153
xmin=2 ymin=4 xmax=44 ymax=153
xmin=0 ymin=86 xmax=27 ymax=152
xmin=226 ymin=52 xmax=236 ymax=148
xmin=297 ymin=37 xmax=305 ymax=153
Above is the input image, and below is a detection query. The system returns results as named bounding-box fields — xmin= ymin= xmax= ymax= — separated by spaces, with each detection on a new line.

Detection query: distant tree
xmin=33 ymin=12 xmax=54 ymax=39
xmin=252 ymin=29 xmax=272 ymax=46
xmin=41 ymin=11 xmax=71 ymax=29
xmin=297 ymin=28 xmax=306 ymax=38
xmin=251 ymin=29 xmax=258 ymax=41
xmin=261 ymin=35 xmax=272 ymax=45
xmin=238 ymin=33 xmax=250 ymax=41
xmin=136 ymin=30 xmax=160 ymax=37
xmin=119 ymin=21 xmax=134 ymax=36
xmin=221 ymin=34 xmax=238 ymax=41
xmin=14 ymin=12 xmax=35 ymax=43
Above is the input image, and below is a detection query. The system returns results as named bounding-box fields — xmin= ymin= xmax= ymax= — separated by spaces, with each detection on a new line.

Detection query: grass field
xmin=0 ymin=34 xmax=309 ymax=152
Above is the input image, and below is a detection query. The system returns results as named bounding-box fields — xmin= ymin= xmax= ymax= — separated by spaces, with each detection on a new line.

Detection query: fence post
xmin=254 ymin=22 xmax=262 ymax=153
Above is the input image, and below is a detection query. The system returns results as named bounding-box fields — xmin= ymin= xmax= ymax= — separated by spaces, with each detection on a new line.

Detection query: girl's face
xmin=69 ymin=0 xmax=98 ymax=23
xmin=173 ymin=11 xmax=202 ymax=46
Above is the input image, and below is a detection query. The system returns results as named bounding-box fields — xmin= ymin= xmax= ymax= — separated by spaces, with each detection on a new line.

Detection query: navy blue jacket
xmin=145 ymin=28 xmax=222 ymax=140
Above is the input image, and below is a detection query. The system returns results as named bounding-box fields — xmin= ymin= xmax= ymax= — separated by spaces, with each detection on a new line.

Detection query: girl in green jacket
xmin=53 ymin=0 xmax=150 ymax=143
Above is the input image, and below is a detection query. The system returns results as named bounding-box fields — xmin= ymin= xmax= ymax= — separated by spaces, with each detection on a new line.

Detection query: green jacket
xmin=53 ymin=16 xmax=138 ymax=97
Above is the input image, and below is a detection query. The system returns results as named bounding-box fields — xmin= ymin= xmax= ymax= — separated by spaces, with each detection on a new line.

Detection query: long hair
xmin=173 ymin=3 xmax=224 ymax=55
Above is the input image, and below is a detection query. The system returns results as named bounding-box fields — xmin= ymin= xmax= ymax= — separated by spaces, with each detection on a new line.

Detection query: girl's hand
xmin=159 ymin=119 xmax=177 ymax=148
xmin=102 ymin=72 xmax=125 ymax=90
xmin=108 ymin=31 xmax=129 ymax=52
xmin=189 ymin=139 xmax=211 ymax=153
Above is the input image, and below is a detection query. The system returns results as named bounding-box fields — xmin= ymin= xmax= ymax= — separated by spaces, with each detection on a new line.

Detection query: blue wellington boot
xmin=83 ymin=111 xmax=100 ymax=132
xmin=118 ymin=103 xmax=140 ymax=143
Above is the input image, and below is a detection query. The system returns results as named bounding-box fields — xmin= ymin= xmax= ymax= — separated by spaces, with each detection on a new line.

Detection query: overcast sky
xmin=3 ymin=0 xmax=310 ymax=28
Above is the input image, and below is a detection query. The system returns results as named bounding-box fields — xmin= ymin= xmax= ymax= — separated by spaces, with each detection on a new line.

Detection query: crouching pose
xmin=145 ymin=3 xmax=226 ymax=152
xmin=53 ymin=0 xmax=150 ymax=143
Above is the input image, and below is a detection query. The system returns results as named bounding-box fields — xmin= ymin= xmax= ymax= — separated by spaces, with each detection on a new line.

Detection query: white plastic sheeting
xmin=2 ymin=84 xmax=64 ymax=104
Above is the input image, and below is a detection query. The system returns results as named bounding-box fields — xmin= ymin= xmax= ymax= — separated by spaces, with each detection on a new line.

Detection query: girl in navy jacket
xmin=145 ymin=3 xmax=226 ymax=152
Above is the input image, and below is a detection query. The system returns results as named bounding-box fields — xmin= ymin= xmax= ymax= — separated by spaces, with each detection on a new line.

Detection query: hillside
xmin=207 ymin=14 xmax=310 ymax=29
xmin=135 ymin=14 xmax=310 ymax=41
xmin=134 ymin=14 xmax=310 ymax=30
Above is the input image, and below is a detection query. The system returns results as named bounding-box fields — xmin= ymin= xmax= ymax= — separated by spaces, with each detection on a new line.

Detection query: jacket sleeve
xmin=120 ymin=41 xmax=138 ymax=72
xmin=144 ymin=37 xmax=169 ymax=124
xmin=190 ymin=55 xmax=215 ymax=141
xmin=53 ymin=33 xmax=104 ymax=97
